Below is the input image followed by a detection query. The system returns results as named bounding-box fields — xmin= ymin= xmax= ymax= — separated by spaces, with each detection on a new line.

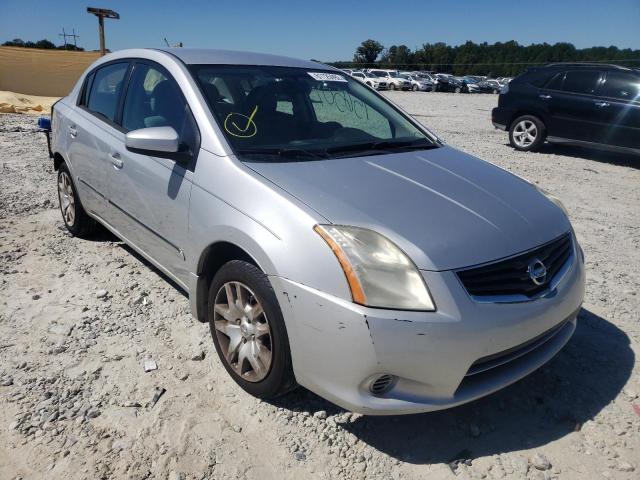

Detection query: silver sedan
xmin=49 ymin=48 xmax=585 ymax=415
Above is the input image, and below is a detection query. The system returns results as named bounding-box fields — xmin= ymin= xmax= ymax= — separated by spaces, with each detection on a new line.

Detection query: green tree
xmin=354 ymin=39 xmax=384 ymax=65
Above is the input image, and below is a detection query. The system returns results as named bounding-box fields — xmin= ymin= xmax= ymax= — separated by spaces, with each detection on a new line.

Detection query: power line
xmin=329 ymin=58 xmax=640 ymax=67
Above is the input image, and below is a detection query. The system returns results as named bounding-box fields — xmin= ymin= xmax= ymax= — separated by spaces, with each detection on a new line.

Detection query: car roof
xmin=150 ymin=48 xmax=335 ymax=70
xmin=541 ymin=62 xmax=633 ymax=71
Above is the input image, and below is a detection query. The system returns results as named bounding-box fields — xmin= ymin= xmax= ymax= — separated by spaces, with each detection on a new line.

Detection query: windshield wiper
xmin=326 ymin=139 xmax=438 ymax=156
xmin=235 ymin=147 xmax=329 ymax=161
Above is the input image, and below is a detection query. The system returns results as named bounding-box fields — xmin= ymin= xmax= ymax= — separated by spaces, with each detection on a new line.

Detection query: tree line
xmin=332 ymin=39 xmax=640 ymax=76
xmin=2 ymin=38 xmax=85 ymax=51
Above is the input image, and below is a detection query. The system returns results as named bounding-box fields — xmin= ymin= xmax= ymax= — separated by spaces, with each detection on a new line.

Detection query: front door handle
xmin=538 ymin=93 xmax=552 ymax=99
xmin=109 ymin=152 xmax=123 ymax=169
xmin=68 ymin=125 xmax=77 ymax=137
xmin=594 ymin=101 xmax=610 ymax=108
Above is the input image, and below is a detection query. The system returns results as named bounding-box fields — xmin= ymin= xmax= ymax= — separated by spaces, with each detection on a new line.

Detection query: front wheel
xmin=208 ymin=260 xmax=296 ymax=399
xmin=509 ymin=115 xmax=546 ymax=152
xmin=454 ymin=87 xmax=461 ymax=93
xmin=412 ymin=85 xmax=418 ymax=91
xmin=389 ymin=83 xmax=395 ymax=90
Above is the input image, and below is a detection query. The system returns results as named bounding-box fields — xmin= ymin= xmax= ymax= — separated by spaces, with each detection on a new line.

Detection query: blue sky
xmin=1 ymin=0 xmax=639 ymax=60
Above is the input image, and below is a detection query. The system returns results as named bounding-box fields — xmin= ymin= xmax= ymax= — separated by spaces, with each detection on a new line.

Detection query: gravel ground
xmin=1 ymin=92 xmax=639 ymax=480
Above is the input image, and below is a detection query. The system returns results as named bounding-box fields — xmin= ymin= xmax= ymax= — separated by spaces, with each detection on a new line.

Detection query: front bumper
xmin=270 ymin=239 xmax=585 ymax=415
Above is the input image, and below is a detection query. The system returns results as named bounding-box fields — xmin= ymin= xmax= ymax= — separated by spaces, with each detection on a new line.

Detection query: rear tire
xmin=412 ymin=85 xmax=418 ymax=91
xmin=509 ymin=115 xmax=546 ymax=152
xmin=208 ymin=260 xmax=297 ymax=399
xmin=57 ymin=162 xmax=96 ymax=237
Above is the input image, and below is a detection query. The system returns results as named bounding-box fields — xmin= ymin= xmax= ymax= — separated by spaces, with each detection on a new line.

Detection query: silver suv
xmin=50 ymin=49 xmax=585 ymax=415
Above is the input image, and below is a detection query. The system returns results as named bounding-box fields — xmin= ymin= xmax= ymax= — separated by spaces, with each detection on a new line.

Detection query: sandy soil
xmin=1 ymin=92 xmax=639 ymax=480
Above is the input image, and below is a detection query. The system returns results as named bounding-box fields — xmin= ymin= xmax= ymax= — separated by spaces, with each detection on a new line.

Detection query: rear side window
xmin=544 ymin=72 xmax=565 ymax=90
xmin=601 ymin=72 xmax=640 ymax=101
xmin=523 ymin=69 xmax=557 ymax=88
xmin=86 ymin=63 xmax=129 ymax=122
xmin=562 ymin=71 xmax=600 ymax=95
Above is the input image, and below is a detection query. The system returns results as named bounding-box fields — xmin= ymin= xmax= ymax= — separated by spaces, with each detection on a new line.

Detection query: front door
xmin=593 ymin=70 xmax=640 ymax=149
xmin=106 ymin=61 xmax=200 ymax=286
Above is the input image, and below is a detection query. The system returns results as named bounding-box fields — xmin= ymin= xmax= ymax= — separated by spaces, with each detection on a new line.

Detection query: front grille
xmin=457 ymin=233 xmax=572 ymax=299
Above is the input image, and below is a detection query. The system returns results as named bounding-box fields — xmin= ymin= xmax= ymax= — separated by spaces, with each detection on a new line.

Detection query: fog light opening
xmin=369 ymin=374 xmax=396 ymax=395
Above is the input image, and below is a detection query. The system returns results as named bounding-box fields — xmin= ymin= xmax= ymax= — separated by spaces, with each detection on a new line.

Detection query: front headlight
xmin=511 ymin=172 xmax=570 ymax=217
xmin=314 ymin=225 xmax=435 ymax=311
xmin=528 ymin=184 xmax=569 ymax=217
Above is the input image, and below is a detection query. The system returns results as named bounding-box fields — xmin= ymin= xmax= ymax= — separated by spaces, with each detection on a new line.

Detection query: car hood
xmin=245 ymin=146 xmax=571 ymax=271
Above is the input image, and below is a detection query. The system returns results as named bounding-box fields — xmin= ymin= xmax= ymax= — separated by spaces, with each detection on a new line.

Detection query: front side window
xmin=600 ymin=72 xmax=640 ymax=101
xmin=191 ymin=65 xmax=435 ymax=161
xmin=562 ymin=70 xmax=601 ymax=95
xmin=121 ymin=62 xmax=199 ymax=157
xmin=86 ymin=62 xmax=128 ymax=122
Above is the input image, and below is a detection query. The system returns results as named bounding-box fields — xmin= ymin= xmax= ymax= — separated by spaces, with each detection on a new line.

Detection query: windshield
xmin=190 ymin=65 xmax=436 ymax=161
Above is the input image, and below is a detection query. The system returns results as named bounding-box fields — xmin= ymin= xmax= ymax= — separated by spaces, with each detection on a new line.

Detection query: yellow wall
xmin=0 ymin=46 xmax=101 ymax=97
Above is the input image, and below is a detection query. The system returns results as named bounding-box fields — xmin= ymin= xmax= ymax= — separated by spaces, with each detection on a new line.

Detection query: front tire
xmin=509 ymin=115 xmax=546 ymax=152
xmin=389 ymin=83 xmax=395 ymax=90
xmin=208 ymin=260 xmax=296 ymax=399
xmin=57 ymin=163 xmax=95 ymax=237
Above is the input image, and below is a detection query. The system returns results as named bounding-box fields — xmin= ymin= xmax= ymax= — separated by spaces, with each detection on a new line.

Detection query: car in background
xmin=351 ymin=71 xmax=389 ymax=90
xmin=400 ymin=74 xmax=433 ymax=91
xmin=433 ymin=74 xmax=464 ymax=93
xmin=484 ymin=79 xmax=503 ymax=94
xmin=369 ymin=69 xmax=412 ymax=90
xmin=492 ymin=63 xmax=640 ymax=154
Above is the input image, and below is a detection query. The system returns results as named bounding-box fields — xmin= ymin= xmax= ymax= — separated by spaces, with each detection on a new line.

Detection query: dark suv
xmin=492 ymin=64 xmax=640 ymax=154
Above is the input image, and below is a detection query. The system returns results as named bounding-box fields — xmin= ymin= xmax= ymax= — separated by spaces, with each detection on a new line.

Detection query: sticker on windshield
xmin=307 ymin=72 xmax=347 ymax=82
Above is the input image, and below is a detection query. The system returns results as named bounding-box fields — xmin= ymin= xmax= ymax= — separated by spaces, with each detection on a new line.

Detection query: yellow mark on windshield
xmin=224 ymin=105 xmax=258 ymax=138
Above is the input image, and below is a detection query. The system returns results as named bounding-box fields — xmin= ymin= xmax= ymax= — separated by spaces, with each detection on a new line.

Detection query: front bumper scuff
xmin=269 ymin=248 xmax=585 ymax=415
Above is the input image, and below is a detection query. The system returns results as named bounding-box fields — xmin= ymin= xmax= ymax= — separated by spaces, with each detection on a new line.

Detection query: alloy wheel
xmin=58 ymin=171 xmax=76 ymax=226
xmin=513 ymin=120 xmax=538 ymax=148
xmin=213 ymin=281 xmax=273 ymax=382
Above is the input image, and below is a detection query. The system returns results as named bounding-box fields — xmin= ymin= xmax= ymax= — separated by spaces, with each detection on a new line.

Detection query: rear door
xmin=541 ymin=69 xmax=604 ymax=141
xmin=106 ymin=60 xmax=200 ymax=286
xmin=67 ymin=62 xmax=130 ymax=219
xmin=592 ymin=70 xmax=640 ymax=149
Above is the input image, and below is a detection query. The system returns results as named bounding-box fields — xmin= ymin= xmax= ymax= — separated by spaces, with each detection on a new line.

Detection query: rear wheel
xmin=57 ymin=162 xmax=96 ymax=237
xmin=509 ymin=115 xmax=546 ymax=152
xmin=208 ymin=260 xmax=296 ymax=398
xmin=454 ymin=86 xmax=461 ymax=93
xmin=412 ymin=85 xmax=418 ymax=91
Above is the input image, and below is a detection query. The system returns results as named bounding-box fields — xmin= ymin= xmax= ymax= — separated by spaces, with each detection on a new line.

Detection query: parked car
xmin=484 ymin=79 xmax=503 ymax=94
xmin=434 ymin=74 xmax=464 ymax=93
xmin=351 ymin=71 xmax=389 ymax=90
xmin=369 ymin=69 xmax=412 ymax=90
xmin=492 ymin=63 xmax=640 ymax=154
xmin=400 ymin=74 xmax=433 ymax=91
xmin=48 ymin=48 xmax=585 ymax=415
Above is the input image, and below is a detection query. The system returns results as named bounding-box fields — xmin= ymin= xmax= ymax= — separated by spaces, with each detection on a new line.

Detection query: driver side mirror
xmin=125 ymin=126 xmax=179 ymax=154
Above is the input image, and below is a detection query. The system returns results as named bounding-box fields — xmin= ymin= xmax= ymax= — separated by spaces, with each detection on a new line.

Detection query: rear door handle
xmin=68 ymin=125 xmax=77 ymax=137
xmin=594 ymin=101 xmax=610 ymax=107
xmin=109 ymin=152 xmax=123 ymax=169
xmin=538 ymin=94 xmax=552 ymax=100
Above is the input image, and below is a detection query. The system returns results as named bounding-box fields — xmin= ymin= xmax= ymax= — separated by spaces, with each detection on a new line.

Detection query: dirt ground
xmin=0 ymin=92 xmax=638 ymax=480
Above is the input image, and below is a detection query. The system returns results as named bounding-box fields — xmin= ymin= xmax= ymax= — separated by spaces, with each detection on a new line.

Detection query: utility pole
xmin=58 ymin=28 xmax=80 ymax=49
xmin=87 ymin=7 xmax=119 ymax=56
